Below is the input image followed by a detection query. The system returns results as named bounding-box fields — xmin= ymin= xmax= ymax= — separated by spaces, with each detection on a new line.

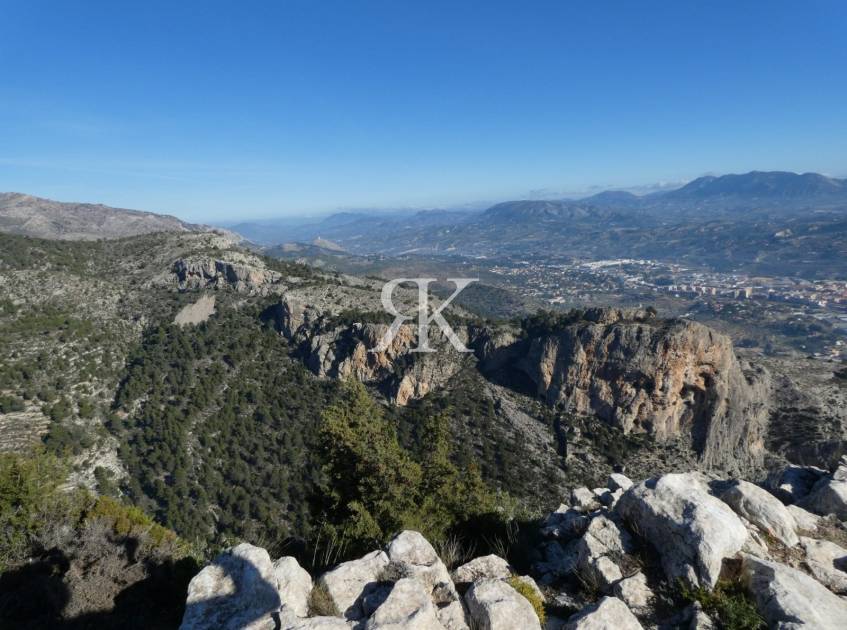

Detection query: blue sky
xmin=1 ymin=1 xmax=845 ymax=221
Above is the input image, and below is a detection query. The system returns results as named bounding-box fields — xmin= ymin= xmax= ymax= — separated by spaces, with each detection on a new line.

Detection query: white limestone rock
xmin=436 ymin=600 xmax=470 ymax=630
xmin=799 ymin=536 xmax=847 ymax=594
xmin=181 ymin=543 xmax=284 ymax=630
xmin=798 ymin=459 xmax=847 ymax=520
xmin=612 ymin=572 xmax=654 ymax=615
xmin=574 ymin=515 xmax=633 ymax=591
xmin=453 ymin=555 xmax=512 ymax=585
xmin=741 ymin=553 xmax=847 ymax=630
xmin=385 ymin=531 xmax=457 ymax=604
xmin=787 ymin=504 xmax=821 ymax=532
xmin=315 ymin=550 xmax=389 ymax=619
xmin=718 ymin=479 xmax=799 ymax=547
xmin=273 ymin=557 xmax=313 ymax=618
xmin=564 ymin=596 xmax=643 ymax=630
xmin=571 ymin=487 xmax=600 ymax=512
xmin=465 ymin=578 xmax=541 ymax=630
xmin=365 ymin=577 xmax=447 ymax=629
xmin=615 ymin=473 xmax=747 ymax=588
xmin=607 ymin=473 xmax=633 ymax=492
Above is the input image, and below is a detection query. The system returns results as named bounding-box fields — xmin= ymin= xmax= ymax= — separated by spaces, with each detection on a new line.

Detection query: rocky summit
xmin=178 ymin=458 xmax=847 ymax=629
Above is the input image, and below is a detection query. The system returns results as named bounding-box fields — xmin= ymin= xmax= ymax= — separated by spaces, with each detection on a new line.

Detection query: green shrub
xmin=681 ymin=579 xmax=765 ymax=630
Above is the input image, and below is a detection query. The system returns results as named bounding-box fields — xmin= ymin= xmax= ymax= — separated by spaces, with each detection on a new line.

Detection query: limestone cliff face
xmin=172 ymin=257 xmax=283 ymax=294
xmin=279 ymin=296 xmax=770 ymax=471
xmin=475 ymin=309 xmax=771 ymax=472
xmin=279 ymin=296 xmax=472 ymax=406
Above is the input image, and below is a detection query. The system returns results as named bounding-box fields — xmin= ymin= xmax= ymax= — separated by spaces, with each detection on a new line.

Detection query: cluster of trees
xmin=317 ymin=380 xmax=500 ymax=555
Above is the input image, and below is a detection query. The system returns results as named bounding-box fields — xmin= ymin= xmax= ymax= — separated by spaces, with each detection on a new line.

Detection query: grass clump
xmin=507 ymin=575 xmax=546 ymax=625
xmin=680 ymin=578 xmax=765 ymax=630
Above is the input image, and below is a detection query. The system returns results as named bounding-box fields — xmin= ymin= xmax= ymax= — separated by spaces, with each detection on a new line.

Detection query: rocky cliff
xmin=474 ymin=308 xmax=772 ymax=473
xmin=278 ymin=295 xmax=771 ymax=472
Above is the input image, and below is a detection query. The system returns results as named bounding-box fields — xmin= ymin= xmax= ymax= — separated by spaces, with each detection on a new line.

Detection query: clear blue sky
xmin=1 ymin=1 xmax=845 ymax=221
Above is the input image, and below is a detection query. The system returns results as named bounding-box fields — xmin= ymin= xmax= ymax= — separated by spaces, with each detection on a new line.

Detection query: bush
xmin=0 ymin=449 xmax=75 ymax=570
xmin=680 ymin=579 xmax=765 ymax=630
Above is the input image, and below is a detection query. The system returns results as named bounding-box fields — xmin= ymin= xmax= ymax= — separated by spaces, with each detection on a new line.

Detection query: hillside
xmin=0 ymin=192 xmax=214 ymax=240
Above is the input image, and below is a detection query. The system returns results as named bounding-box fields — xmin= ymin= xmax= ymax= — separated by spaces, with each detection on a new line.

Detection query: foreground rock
xmin=453 ymin=555 xmax=512 ymax=585
xmin=564 ymin=596 xmax=643 ymax=630
xmin=464 ymin=578 xmax=541 ymax=630
xmin=616 ymin=473 xmax=747 ymax=588
xmin=384 ymin=531 xmax=457 ymax=604
xmin=315 ymin=550 xmax=389 ymax=619
xmin=799 ymin=536 xmax=847 ymax=594
xmin=365 ymin=578 xmax=445 ymax=629
xmin=181 ymin=543 xmax=307 ymax=630
xmin=797 ymin=456 xmax=847 ymax=519
xmin=741 ymin=554 xmax=847 ymax=630
xmin=718 ymin=479 xmax=799 ymax=546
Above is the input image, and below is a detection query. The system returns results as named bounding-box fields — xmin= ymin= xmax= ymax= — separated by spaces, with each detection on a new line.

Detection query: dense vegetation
xmin=113 ymin=296 xmax=339 ymax=549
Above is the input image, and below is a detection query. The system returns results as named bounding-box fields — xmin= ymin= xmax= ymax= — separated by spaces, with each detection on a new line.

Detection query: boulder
xmin=797 ymin=458 xmax=847 ymax=519
xmin=607 ymin=473 xmax=633 ymax=492
xmin=453 ymin=555 xmax=512 ymax=585
xmin=365 ymin=578 xmax=446 ymax=629
xmin=180 ymin=543 xmax=283 ymax=630
xmin=799 ymin=536 xmax=847 ymax=594
xmin=315 ymin=550 xmax=389 ymax=619
xmin=787 ymin=504 xmax=821 ymax=532
xmin=574 ymin=515 xmax=633 ymax=591
xmin=384 ymin=531 xmax=457 ymax=604
xmin=615 ymin=473 xmax=747 ymax=588
xmin=611 ymin=572 xmax=653 ymax=615
xmin=564 ymin=596 xmax=643 ymax=630
xmin=765 ymin=464 xmax=828 ymax=504
xmin=718 ymin=479 xmax=799 ymax=546
xmin=541 ymin=508 xmax=591 ymax=540
xmin=571 ymin=487 xmax=600 ymax=512
xmin=273 ymin=557 xmax=313 ymax=618
xmin=436 ymin=600 xmax=470 ymax=630
xmin=741 ymin=553 xmax=847 ymax=630
xmin=464 ymin=578 xmax=541 ymax=630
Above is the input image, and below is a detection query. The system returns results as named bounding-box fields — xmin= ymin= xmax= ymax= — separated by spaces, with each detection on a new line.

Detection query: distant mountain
xmin=580 ymin=190 xmax=643 ymax=207
xmin=0 ymin=192 xmax=210 ymax=240
xmin=662 ymin=171 xmax=847 ymax=201
xmin=482 ymin=200 xmax=643 ymax=226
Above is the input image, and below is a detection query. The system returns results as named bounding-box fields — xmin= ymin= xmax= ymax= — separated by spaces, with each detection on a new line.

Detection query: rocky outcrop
xmin=717 ymin=479 xmax=799 ymax=546
xmin=181 ymin=465 xmax=847 ymax=630
xmin=797 ymin=455 xmax=847 ymax=519
xmin=314 ymin=550 xmax=389 ymax=620
xmin=282 ymin=299 xmax=771 ymax=468
xmin=563 ymin=596 xmax=643 ymax=630
xmin=464 ymin=578 xmax=541 ymax=630
xmin=476 ymin=309 xmax=771 ymax=473
xmin=741 ymin=554 xmax=847 ymax=630
xmin=173 ymin=257 xmax=283 ymax=294
xmin=180 ymin=543 xmax=311 ymax=630
xmin=615 ymin=473 xmax=748 ymax=588
xmin=278 ymin=294 xmax=472 ymax=405
xmin=453 ymin=555 xmax=512 ymax=585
